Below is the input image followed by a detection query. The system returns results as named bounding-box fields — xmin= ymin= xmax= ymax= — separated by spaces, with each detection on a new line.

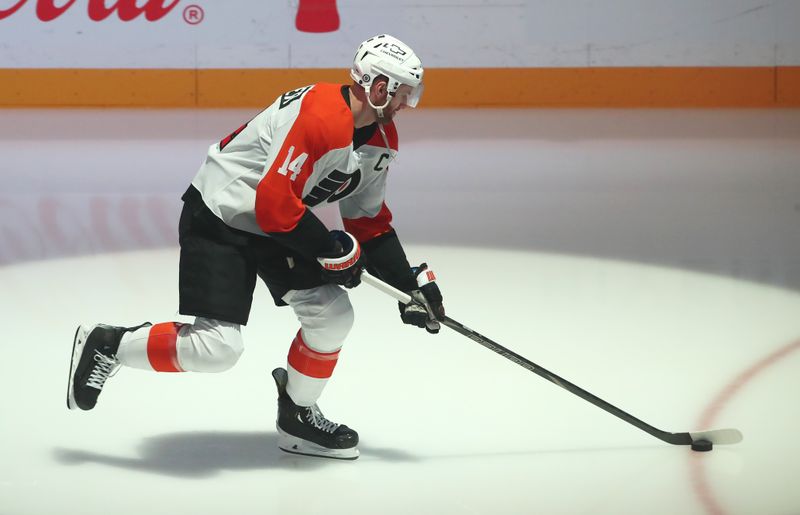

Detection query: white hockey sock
xmin=285 ymin=330 xmax=340 ymax=406
xmin=117 ymin=323 xmax=185 ymax=372
xmin=116 ymin=318 xmax=243 ymax=373
xmin=286 ymin=365 xmax=330 ymax=407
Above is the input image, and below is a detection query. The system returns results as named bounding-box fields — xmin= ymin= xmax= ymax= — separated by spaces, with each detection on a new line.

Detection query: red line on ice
xmin=691 ymin=339 xmax=800 ymax=515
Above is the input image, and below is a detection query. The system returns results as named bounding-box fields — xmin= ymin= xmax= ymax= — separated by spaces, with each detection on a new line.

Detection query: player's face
xmin=376 ymin=84 xmax=413 ymax=125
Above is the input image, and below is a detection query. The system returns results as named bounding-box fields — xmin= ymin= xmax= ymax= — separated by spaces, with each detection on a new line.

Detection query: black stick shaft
xmin=441 ymin=316 xmax=691 ymax=445
xmin=358 ymin=271 xmax=694 ymax=445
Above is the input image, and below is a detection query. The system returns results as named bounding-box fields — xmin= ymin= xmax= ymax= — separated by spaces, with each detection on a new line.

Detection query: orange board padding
xmin=0 ymin=67 xmax=798 ymax=108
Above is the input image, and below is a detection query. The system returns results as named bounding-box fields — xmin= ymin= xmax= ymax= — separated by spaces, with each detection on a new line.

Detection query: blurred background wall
xmin=1 ymin=0 xmax=799 ymax=107
xmin=1 ymin=0 xmax=798 ymax=290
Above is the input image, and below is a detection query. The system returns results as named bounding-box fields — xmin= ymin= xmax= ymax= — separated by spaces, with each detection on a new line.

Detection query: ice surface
xmin=1 ymin=108 xmax=799 ymax=515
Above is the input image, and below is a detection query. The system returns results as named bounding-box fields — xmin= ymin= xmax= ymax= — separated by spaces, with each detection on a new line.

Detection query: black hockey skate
xmin=66 ymin=323 xmax=149 ymax=411
xmin=271 ymin=367 xmax=359 ymax=460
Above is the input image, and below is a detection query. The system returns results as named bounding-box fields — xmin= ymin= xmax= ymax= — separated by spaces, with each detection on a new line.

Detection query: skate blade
xmin=66 ymin=324 xmax=95 ymax=410
xmin=277 ymin=427 xmax=359 ymax=460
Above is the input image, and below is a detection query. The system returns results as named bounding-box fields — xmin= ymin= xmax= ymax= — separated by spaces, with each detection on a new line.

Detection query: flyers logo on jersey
xmin=303 ymin=169 xmax=362 ymax=207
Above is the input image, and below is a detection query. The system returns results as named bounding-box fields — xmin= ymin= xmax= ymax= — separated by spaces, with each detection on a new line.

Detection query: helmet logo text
xmin=380 ymin=43 xmax=407 ymax=57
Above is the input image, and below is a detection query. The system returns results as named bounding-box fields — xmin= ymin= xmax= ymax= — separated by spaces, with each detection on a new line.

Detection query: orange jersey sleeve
xmin=255 ymin=84 xmax=354 ymax=235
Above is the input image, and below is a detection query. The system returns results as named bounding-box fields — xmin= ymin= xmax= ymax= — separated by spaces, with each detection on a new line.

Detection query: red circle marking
xmin=183 ymin=5 xmax=204 ymax=25
xmin=691 ymin=339 xmax=800 ymax=515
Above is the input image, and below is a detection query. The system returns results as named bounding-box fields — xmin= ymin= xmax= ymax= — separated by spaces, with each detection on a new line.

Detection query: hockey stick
xmin=360 ymin=271 xmax=743 ymax=447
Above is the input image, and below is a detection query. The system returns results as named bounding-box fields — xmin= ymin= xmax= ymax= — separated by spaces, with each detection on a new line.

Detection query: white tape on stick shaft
xmin=361 ymin=271 xmax=413 ymax=305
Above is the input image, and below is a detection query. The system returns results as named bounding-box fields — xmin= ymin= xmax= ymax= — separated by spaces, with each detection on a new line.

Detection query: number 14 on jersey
xmin=277 ymin=146 xmax=309 ymax=181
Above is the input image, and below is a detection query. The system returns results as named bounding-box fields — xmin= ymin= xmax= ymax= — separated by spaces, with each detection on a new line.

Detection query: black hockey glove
xmin=399 ymin=263 xmax=445 ymax=334
xmin=317 ymin=231 xmax=365 ymax=289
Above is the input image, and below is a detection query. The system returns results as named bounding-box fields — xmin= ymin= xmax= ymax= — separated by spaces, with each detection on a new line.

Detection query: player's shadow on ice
xmin=53 ymin=431 xmax=418 ymax=478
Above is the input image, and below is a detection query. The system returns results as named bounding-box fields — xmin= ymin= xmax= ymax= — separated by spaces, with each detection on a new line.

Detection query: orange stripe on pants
xmin=147 ymin=322 xmax=185 ymax=372
xmin=287 ymin=330 xmax=339 ymax=379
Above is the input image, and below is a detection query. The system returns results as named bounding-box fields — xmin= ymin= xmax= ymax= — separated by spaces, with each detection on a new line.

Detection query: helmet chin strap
xmin=365 ymin=86 xmax=392 ymax=119
xmin=362 ymin=85 xmax=395 ymax=157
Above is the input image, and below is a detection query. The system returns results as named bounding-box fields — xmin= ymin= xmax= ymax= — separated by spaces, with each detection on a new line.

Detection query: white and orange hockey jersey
xmin=191 ymin=83 xmax=398 ymax=251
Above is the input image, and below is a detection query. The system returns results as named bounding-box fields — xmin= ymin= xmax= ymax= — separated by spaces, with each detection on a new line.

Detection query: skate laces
xmin=305 ymin=405 xmax=339 ymax=433
xmin=86 ymin=351 xmax=121 ymax=390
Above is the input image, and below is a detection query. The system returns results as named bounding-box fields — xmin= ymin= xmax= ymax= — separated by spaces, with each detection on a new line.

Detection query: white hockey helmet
xmin=350 ymin=34 xmax=424 ymax=108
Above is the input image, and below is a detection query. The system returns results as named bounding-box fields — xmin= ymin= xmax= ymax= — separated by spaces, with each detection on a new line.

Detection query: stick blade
xmin=689 ymin=428 xmax=743 ymax=445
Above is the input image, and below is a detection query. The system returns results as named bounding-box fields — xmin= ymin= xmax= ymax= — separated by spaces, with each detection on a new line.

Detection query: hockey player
xmin=66 ymin=35 xmax=445 ymax=460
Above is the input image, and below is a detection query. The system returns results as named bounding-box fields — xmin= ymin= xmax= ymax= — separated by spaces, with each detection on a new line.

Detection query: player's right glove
xmin=317 ymin=230 xmax=365 ymax=289
xmin=399 ymin=263 xmax=445 ymax=334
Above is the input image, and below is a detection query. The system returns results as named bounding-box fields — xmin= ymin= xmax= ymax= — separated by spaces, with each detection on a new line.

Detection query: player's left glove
xmin=399 ymin=263 xmax=445 ymax=334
